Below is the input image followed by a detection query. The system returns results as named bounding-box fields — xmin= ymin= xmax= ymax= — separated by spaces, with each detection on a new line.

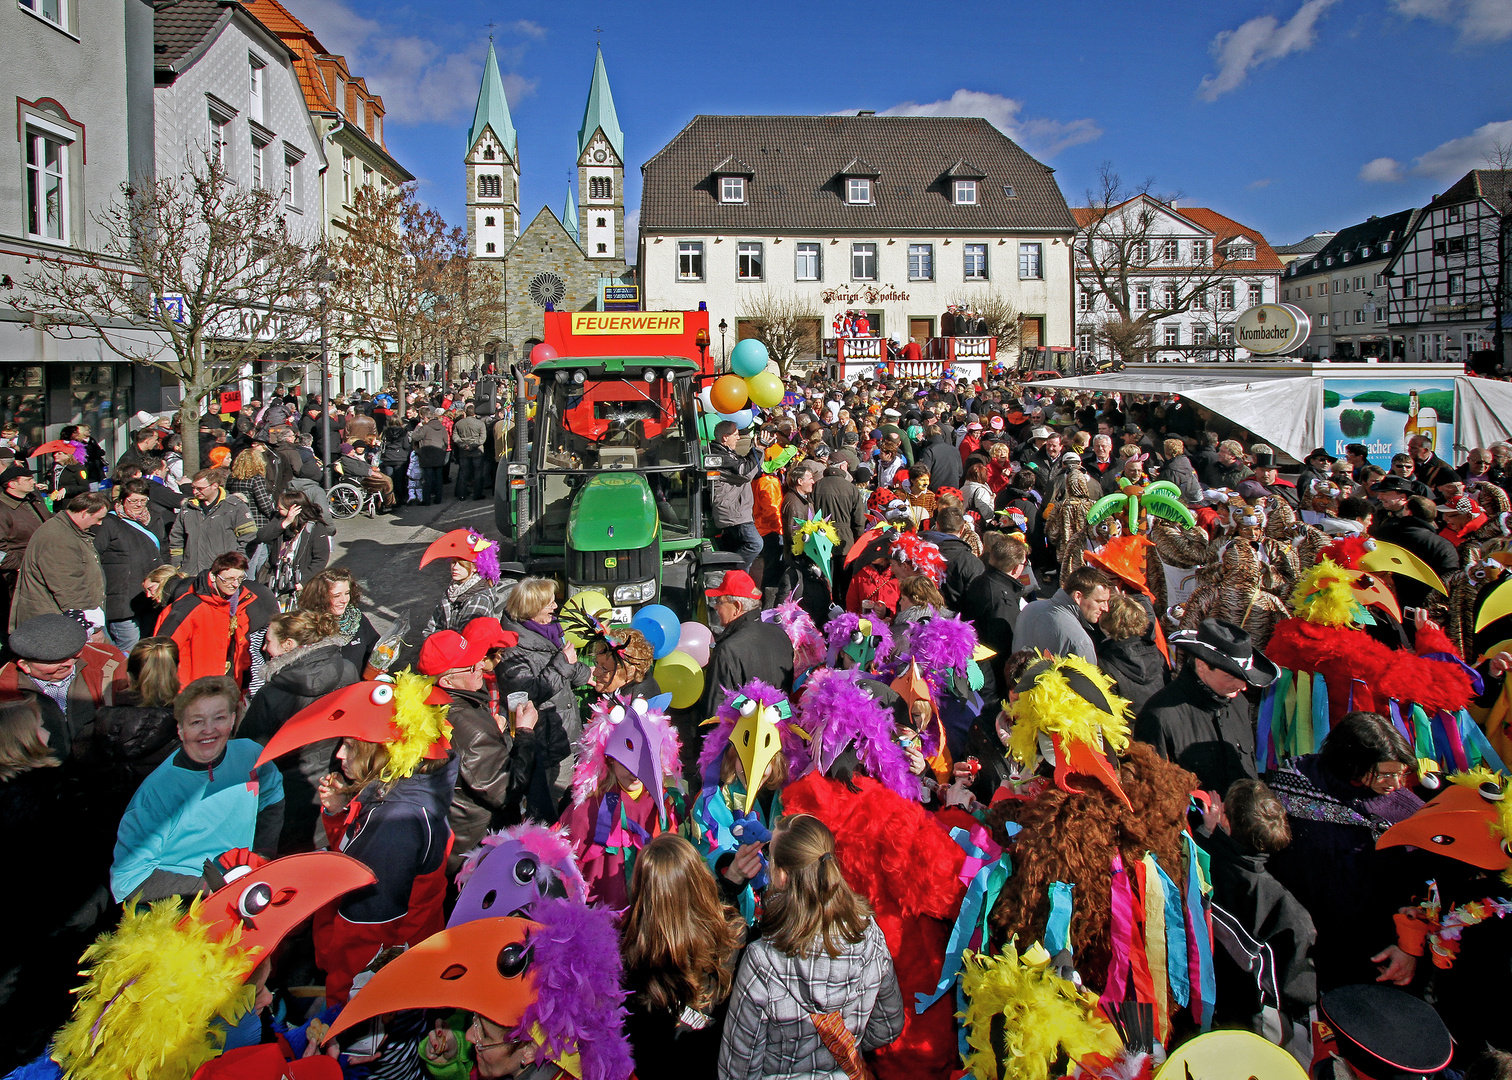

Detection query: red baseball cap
xmin=706 ymin=568 xmax=761 ymax=601
xmin=462 ymin=617 xmax=519 ymax=651
xmin=417 ymin=629 xmax=493 ymax=675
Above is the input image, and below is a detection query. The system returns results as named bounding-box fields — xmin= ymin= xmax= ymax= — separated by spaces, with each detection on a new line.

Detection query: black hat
xmin=0 ymin=463 xmax=31 ymax=487
xmin=9 ymin=614 xmax=87 ymax=663
xmin=1316 ymin=985 xmax=1452 ymax=1080
xmin=1121 ymin=424 xmax=1143 ymax=436
xmin=1306 ymin=447 xmax=1338 ymax=463
xmin=1168 ymin=618 xmax=1277 ymax=688
xmin=1373 ymin=475 xmax=1418 ymax=494
xmin=1252 ymin=451 xmax=1277 ymax=468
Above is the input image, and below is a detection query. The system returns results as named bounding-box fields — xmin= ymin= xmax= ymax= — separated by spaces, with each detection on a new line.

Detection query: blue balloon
xmin=730 ymin=338 xmax=770 ymax=378
xmin=716 ymin=409 xmax=754 ymax=430
xmin=631 ymin=604 xmax=683 ymax=661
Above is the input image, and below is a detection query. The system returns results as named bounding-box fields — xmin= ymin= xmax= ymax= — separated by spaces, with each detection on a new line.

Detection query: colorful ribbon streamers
xmin=1141 ymin=855 xmax=1170 ymax=1044
xmin=1182 ymin=832 xmax=1216 ymax=1031
xmin=1102 ymin=853 xmax=1136 ymax=1009
xmin=1311 ymin=671 xmax=1330 ymax=752
xmin=913 ymin=825 xmax=1013 ymax=1015
xmin=1044 ymin=881 xmax=1075 ymax=959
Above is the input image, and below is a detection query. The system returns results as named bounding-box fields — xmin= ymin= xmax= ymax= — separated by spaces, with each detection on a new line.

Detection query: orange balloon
xmin=710 ymin=374 xmax=750 ymax=414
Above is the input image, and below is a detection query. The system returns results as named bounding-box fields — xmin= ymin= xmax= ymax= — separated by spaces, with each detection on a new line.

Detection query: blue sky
xmin=293 ymin=0 xmax=1512 ymax=259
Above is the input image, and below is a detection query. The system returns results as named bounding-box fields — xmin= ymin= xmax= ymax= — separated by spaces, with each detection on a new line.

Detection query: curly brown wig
xmin=987 ymin=742 xmax=1198 ymax=992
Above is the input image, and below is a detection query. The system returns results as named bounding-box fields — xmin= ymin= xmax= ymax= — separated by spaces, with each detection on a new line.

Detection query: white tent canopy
xmin=1043 ymin=363 xmax=1512 ymax=465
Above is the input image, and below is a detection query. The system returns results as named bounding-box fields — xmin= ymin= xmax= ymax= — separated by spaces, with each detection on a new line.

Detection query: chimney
xmin=1168 ymin=198 xmax=1179 ymax=209
xmin=857 ymin=110 xmax=875 ymax=117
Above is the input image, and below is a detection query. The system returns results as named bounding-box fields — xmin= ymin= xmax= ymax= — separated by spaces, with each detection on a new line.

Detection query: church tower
xmin=465 ymin=41 xmax=520 ymax=260
xmin=576 ymin=47 xmax=623 ymax=262
xmin=563 ymin=182 xmax=580 ymax=245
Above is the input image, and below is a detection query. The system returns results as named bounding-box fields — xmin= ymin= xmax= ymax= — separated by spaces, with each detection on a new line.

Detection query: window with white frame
xmin=208 ymin=109 xmax=232 ymax=167
xmin=1320 ymin=312 xmax=1330 ymax=327
xmin=24 ymin=123 xmax=69 ymax=242
xmin=1192 ymin=289 xmax=1207 ymax=310
xmin=283 ymin=149 xmax=301 ymax=208
xmin=1248 ymin=283 xmax=1263 ymax=307
xmin=1161 ymin=239 xmax=1179 ymax=262
xmin=1134 ymin=284 xmax=1150 ymax=311
xmin=1449 ymin=273 xmax=1464 ymax=294
xmin=341 ymin=152 xmax=352 ymax=204
xmin=1192 ymin=239 xmax=1209 ymax=264
xmin=1403 ymin=280 xmax=1416 ymax=299
xmin=720 ymin=176 xmax=745 ymax=203
xmin=964 ymin=244 xmax=987 ymax=280
xmin=1226 ymin=241 xmax=1256 ymax=260
xmin=1018 ymin=242 xmax=1042 ymax=279
xmin=1078 ymin=332 xmax=1095 ymax=354
xmin=677 ymin=242 xmax=704 ymax=281
xmin=1375 ymin=307 xmax=1386 ymax=323
xmin=1375 ymin=273 xmax=1385 ymax=287
xmin=333 ymin=74 xmax=345 ymax=115
xmin=954 ymin=180 xmax=977 ymax=205
xmin=1355 ymin=310 xmax=1366 ymax=324
xmin=1164 ymin=324 xmax=1180 ymax=347
xmin=908 ymin=244 xmax=933 ymax=281
xmin=1354 ymin=276 xmax=1365 ymax=290
xmin=249 ymin=56 xmax=265 ymax=125
xmin=363 ymin=164 xmax=373 ymax=187
xmin=1217 ymin=285 xmax=1235 ymax=311
xmin=737 ymin=242 xmax=763 ymax=281
xmin=250 ymin=137 xmax=266 ymax=188
xmin=1131 ymin=240 xmax=1151 ymax=263
xmin=846 ymin=178 xmax=871 ymax=204
xmin=795 ymin=242 xmax=820 ymax=281
xmin=20 ymin=0 xmax=67 ymax=32
xmin=1220 ymin=325 xmax=1235 ymax=346
xmin=1192 ymin=324 xmax=1208 ymax=346
xmin=1162 ymin=285 xmax=1178 ymax=308
xmin=374 ymin=113 xmax=382 ymax=145
xmin=852 ymin=243 xmax=877 ymax=280
xmin=1078 ymin=290 xmax=1095 ymax=312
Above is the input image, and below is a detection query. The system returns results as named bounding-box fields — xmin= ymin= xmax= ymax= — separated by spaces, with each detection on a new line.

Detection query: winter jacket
xmin=1134 ymin=663 xmax=1257 ymax=795
xmin=422 ymin=573 xmax=502 ymax=636
xmin=110 ymin=739 xmax=284 ymax=902
xmin=811 ymin=473 xmax=867 ymax=554
xmin=9 ymin=510 xmax=106 ymax=630
xmin=1097 ymin=633 xmax=1168 ymax=715
xmin=0 ymin=489 xmax=50 ymax=570
xmin=963 ymin=565 xmax=1028 ymax=691
xmin=443 ymin=684 xmax=537 ymax=863
xmin=92 ymin=700 xmax=179 ymax=813
xmin=1370 ymin=512 xmax=1460 ymax=610
xmin=380 ymin=425 xmax=412 ymax=465
xmin=241 ymin=636 xmax=358 ymax=852
xmin=93 ymin=511 xmax=166 ymax=623
xmin=699 ymin=609 xmax=796 ymax=718
xmin=1014 ymin=588 xmax=1097 ymax=663
xmin=710 ymin=444 xmax=762 ymax=529
xmin=718 ymin=919 xmax=903 ymax=1080
xmin=317 ymin=753 xmax=458 ymax=1005
xmin=256 ymin=518 xmax=334 ymax=597
xmin=413 ymin=419 xmax=449 ymax=468
xmin=780 ymin=490 xmax=813 ymax=555
xmin=921 ymin=530 xmax=986 ymax=612
xmin=228 ymin=474 xmax=276 ymax=528
xmin=47 ymin=460 xmax=89 ymax=502
xmin=155 ymin=571 xmax=278 ymax=685
xmin=450 ymin=415 xmax=486 ymax=458
xmin=497 ymin=624 xmax=589 ymax=809
xmin=337 ymin=611 xmax=381 ymax=673
xmin=914 ymin=435 xmax=962 ymax=491
xmin=1202 ymin=458 xmax=1252 ymax=490
xmin=168 ymin=488 xmax=256 ymax=578
xmin=1159 ymin=454 xmax=1202 ymax=504
xmin=0 ymin=642 xmax=127 ymax=764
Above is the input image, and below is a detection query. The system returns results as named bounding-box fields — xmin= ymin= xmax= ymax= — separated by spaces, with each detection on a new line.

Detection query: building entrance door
xmin=909 ymin=318 xmax=933 ymax=346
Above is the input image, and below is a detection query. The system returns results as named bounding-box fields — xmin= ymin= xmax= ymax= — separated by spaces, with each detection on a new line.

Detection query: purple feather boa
xmin=698 ymin=680 xmax=811 ymax=784
xmin=517 ymin=897 xmax=633 ymax=1080
xmin=471 ymin=530 xmax=501 ymax=582
xmin=798 ymin=668 xmax=921 ymax=802
xmin=895 ymin=614 xmax=978 ymax=699
xmin=821 ymin=610 xmax=895 ymax=674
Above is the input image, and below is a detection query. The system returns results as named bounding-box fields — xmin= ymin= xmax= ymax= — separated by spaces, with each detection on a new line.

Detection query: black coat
xmin=915 ymin=436 xmax=962 ymax=491
xmin=1369 ymin=513 xmax=1460 ymax=610
xmin=811 ymin=474 xmax=867 ymax=553
xmin=1134 ymin=664 xmax=1258 ymax=795
xmin=256 ymin=518 xmax=334 ymax=594
xmin=445 ymin=684 xmax=538 ymax=862
xmin=922 ymin=530 xmax=986 ymax=612
xmin=1097 ymin=634 xmax=1168 ymax=715
xmin=962 ymin=565 xmax=1028 ymax=692
xmin=699 ymin=609 xmax=795 ymax=718
xmin=93 ymin=512 xmax=166 ymax=623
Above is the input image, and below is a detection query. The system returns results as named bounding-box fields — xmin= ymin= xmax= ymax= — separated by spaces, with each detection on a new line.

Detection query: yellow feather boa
xmin=1005 ymin=652 xmax=1132 ymax=769
xmin=382 ymin=668 xmax=453 ymax=782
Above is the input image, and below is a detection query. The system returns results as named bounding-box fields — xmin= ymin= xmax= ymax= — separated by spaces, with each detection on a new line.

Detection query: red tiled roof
xmin=241 ymin=0 xmax=384 ymax=125
xmin=1071 ymin=202 xmax=1282 ymax=271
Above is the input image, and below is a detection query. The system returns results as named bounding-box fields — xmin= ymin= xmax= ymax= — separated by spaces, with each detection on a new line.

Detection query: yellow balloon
xmin=745 ymin=371 xmax=784 ymax=409
xmin=654 ymin=650 xmax=705 ymax=709
xmin=562 ymin=589 xmax=611 ymax=648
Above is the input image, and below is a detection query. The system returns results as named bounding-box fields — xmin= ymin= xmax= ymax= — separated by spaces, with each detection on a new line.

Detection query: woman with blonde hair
xmin=621 ymin=833 xmax=746 ymax=1078
xmin=94 ymin=637 xmax=182 ymax=809
xmin=500 ymin=577 xmax=591 ymax=808
xmin=718 ymin=814 xmax=903 ymax=1080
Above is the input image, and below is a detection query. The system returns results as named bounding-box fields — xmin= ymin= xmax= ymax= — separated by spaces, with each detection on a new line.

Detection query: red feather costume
xmin=782 ymin=772 xmax=967 ymax=1080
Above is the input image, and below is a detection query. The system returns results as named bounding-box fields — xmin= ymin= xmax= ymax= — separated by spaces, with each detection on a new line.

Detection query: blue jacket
xmin=111 ymin=738 xmax=283 ymax=901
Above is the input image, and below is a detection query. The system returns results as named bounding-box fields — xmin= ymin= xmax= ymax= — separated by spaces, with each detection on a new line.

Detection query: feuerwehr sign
xmin=1232 ymin=303 xmax=1310 ymax=356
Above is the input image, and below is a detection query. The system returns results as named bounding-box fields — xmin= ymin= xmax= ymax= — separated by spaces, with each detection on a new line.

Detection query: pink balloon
xmin=678 ymin=621 xmax=712 ymax=668
xmin=529 ymin=342 xmax=559 ymax=365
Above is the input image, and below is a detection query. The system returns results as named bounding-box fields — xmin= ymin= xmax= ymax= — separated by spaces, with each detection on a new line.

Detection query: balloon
xmin=710 ymin=374 xmax=749 ymax=414
xmin=698 ymin=385 xmax=715 ymax=413
xmin=529 ymin=342 xmax=558 ymax=366
xmin=697 ymin=414 xmax=720 ymax=441
xmin=746 ymin=370 xmax=784 ymax=409
xmin=730 ymin=338 xmax=770 ymax=378
xmin=561 ymin=589 xmax=610 ymax=648
xmin=655 ymin=650 xmax=705 ymax=709
xmin=631 ymin=604 xmax=682 ymax=661
xmin=677 ymin=621 xmax=712 ymax=668
xmin=723 ymin=409 xmax=753 ymax=430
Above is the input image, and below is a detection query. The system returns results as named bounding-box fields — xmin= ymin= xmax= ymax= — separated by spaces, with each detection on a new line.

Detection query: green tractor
xmin=494 ymin=354 xmax=742 ymax=623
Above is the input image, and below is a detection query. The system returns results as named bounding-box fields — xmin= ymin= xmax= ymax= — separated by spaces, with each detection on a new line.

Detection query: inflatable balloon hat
xmin=798 ymin=667 xmax=921 ymax=802
xmin=572 ymin=693 xmax=681 ymax=826
xmin=51 ymin=853 xmax=375 ymax=1080
xmin=451 ymin=822 xmax=588 ymax=928
xmin=792 ymin=515 xmax=840 ymax=581
xmin=419 ymin=528 xmax=502 ymax=583
xmin=699 ymin=680 xmax=809 ymax=809
xmin=1003 ymin=653 xmax=1133 ymax=810
xmin=1086 ymin=480 xmax=1194 ymax=534
xmin=762 ymin=445 xmax=802 ymax=474
xmin=823 ymin=610 xmax=895 ymax=672
xmin=324 ymin=901 xmax=633 ymax=1080
xmin=256 ymin=673 xmax=453 ymax=784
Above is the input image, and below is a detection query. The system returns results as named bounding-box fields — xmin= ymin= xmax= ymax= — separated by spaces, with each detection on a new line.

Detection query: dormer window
xmin=847 ymin=178 xmax=872 ymax=204
xmin=720 ymin=176 xmax=745 ymax=203
xmin=1227 ymin=239 xmax=1256 ymax=260
xmin=953 ymin=180 xmax=977 ymax=205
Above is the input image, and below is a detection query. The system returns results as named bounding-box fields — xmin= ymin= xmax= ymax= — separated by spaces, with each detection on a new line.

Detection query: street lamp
xmin=718 ymin=318 xmax=728 ymax=372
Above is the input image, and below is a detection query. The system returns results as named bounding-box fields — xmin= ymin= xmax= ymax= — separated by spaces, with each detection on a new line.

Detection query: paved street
xmin=327 ymin=492 xmax=499 ymax=661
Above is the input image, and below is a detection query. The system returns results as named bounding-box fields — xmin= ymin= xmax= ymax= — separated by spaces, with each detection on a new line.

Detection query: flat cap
xmin=9 ymin=614 xmax=86 ymax=663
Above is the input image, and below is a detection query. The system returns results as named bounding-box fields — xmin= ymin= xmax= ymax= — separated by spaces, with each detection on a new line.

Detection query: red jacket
xmin=154 ymin=572 xmax=277 ymax=685
xmin=0 ymin=640 xmax=127 ymax=760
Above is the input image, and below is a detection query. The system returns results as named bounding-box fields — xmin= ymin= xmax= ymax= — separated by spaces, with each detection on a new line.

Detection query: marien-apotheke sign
xmin=1232 ymin=303 xmax=1310 ymax=355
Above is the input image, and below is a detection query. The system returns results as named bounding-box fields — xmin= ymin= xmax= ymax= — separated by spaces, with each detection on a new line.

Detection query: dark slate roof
xmin=154 ymin=0 xmax=235 ymax=73
xmin=1275 ymin=231 xmax=1334 ymax=255
xmin=1284 ymin=210 xmax=1418 ymax=278
xmin=639 ymin=115 xmax=1076 ymax=234
xmin=1430 ymin=169 xmax=1512 ymax=215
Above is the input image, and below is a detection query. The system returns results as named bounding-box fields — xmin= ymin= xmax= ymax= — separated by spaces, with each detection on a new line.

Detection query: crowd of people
xmin=2 ymin=370 xmax=1512 ymax=1080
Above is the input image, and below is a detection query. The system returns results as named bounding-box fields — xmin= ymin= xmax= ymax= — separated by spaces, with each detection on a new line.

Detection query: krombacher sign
xmin=1232 ymin=303 xmax=1310 ymax=356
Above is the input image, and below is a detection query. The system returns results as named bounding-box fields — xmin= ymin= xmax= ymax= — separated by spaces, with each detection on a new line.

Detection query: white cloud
xmin=1359 ymin=156 xmax=1406 ymax=182
xmin=871 ymin=90 xmax=1102 ymax=158
xmin=1247 ymin=178 xmax=1275 ymax=189
xmin=294 ymin=0 xmax=539 ymax=125
xmin=1411 ymin=119 xmax=1512 ymax=178
xmin=1389 ymin=0 xmax=1512 ymax=42
xmin=1198 ymin=0 xmax=1339 ymax=101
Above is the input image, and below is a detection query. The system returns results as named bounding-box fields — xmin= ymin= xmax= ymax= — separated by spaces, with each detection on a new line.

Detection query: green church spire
xmin=468 ymin=40 xmax=517 ymax=159
xmin=563 ymin=182 xmax=579 ymax=243
xmin=577 ymin=46 xmax=623 ymax=162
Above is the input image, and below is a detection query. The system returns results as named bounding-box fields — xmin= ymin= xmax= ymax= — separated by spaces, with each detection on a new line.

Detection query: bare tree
xmin=14 ymin=155 xmax=323 ymax=466
xmin=736 ymin=288 xmax=821 ymax=377
xmin=1075 ymin=162 xmax=1245 ymax=365
xmin=945 ymin=289 xmax=1021 ymax=357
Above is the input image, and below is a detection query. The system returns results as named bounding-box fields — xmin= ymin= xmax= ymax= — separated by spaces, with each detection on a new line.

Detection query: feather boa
xmin=383 ymin=669 xmax=453 ymax=782
xmin=891 ymin=531 xmax=946 ymax=584
xmin=571 ymin=694 xmax=682 ymax=806
xmin=761 ymin=596 xmax=826 ymax=673
xmin=821 ymin=610 xmax=896 ymax=673
xmin=895 ymin=614 xmax=979 ymax=699
xmin=517 ymin=897 xmax=633 ymax=1080
xmin=697 ymin=680 xmax=810 ymax=783
xmin=454 ymin=822 xmax=587 ymax=905
xmin=798 ymin=668 xmax=921 ymax=802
